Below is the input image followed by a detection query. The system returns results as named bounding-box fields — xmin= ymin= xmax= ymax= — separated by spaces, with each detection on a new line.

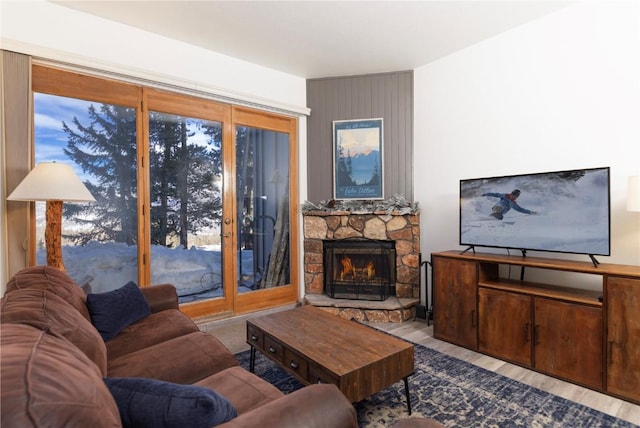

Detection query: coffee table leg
xmin=403 ymin=376 xmax=412 ymax=415
xmin=250 ymin=346 xmax=256 ymax=373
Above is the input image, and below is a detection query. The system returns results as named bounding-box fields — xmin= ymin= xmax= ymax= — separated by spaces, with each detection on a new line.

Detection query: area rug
xmin=235 ymin=342 xmax=637 ymax=428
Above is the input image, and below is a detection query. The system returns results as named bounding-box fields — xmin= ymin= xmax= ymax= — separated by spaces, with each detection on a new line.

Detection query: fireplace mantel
xmin=302 ymin=210 xmax=421 ymax=321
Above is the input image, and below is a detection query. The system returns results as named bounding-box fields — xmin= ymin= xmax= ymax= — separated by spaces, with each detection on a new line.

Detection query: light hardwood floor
xmin=200 ymin=313 xmax=640 ymax=426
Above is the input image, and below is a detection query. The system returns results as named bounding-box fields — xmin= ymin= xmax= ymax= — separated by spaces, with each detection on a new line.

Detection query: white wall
xmin=415 ymin=1 xmax=640 ymax=291
xmin=0 ymin=1 xmax=308 ymax=112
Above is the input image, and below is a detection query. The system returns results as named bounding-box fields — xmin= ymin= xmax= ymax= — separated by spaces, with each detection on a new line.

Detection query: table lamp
xmin=7 ymin=162 xmax=95 ymax=271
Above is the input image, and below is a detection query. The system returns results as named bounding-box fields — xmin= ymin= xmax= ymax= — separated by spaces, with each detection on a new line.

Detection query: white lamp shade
xmin=7 ymin=162 xmax=96 ymax=202
xmin=628 ymin=176 xmax=640 ymax=212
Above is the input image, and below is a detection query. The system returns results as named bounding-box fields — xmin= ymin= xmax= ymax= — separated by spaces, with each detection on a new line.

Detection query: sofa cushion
xmin=195 ymin=366 xmax=283 ymax=415
xmin=108 ymin=332 xmax=239 ymax=384
xmin=140 ymin=284 xmax=180 ymax=312
xmin=106 ymin=309 xmax=199 ymax=360
xmin=87 ymin=281 xmax=151 ymax=341
xmin=6 ymin=265 xmax=91 ymax=321
xmin=216 ymin=383 xmax=358 ymax=428
xmin=0 ymin=324 xmax=120 ymax=427
xmin=104 ymin=377 xmax=237 ymax=428
xmin=0 ymin=289 xmax=108 ymax=375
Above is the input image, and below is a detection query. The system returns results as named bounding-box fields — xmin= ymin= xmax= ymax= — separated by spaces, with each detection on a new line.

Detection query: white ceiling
xmin=53 ymin=1 xmax=571 ymax=79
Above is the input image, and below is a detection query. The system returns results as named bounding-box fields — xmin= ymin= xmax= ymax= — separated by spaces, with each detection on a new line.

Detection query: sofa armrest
xmin=219 ymin=384 xmax=357 ymax=428
xmin=140 ymin=284 xmax=179 ymax=312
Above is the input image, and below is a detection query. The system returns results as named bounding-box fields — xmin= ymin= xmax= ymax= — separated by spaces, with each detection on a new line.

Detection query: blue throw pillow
xmin=104 ymin=377 xmax=238 ymax=428
xmin=86 ymin=281 xmax=151 ymax=341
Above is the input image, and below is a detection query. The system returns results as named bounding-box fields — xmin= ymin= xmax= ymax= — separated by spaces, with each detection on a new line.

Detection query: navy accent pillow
xmin=104 ymin=377 xmax=238 ymax=428
xmin=86 ymin=281 xmax=151 ymax=341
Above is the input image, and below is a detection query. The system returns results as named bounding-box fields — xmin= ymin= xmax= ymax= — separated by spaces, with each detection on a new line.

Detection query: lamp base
xmin=45 ymin=200 xmax=65 ymax=271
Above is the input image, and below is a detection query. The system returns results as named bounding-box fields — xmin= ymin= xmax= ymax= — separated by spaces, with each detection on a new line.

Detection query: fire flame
xmin=340 ymin=256 xmax=355 ymax=280
xmin=339 ymin=256 xmax=377 ymax=281
xmin=366 ymin=260 xmax=375 ymax=279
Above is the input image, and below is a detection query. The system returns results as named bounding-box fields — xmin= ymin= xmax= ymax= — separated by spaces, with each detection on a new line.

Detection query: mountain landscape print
xmin=333 ymin=118 xmax=383 ymax=199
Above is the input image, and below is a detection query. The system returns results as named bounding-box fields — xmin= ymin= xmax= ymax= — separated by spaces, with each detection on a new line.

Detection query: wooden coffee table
xmin=247 ymin=305 xmax=414 ymax=413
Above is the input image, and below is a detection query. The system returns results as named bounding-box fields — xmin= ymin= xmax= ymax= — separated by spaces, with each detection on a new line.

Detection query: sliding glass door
xmin=232 ymin=107 xmax=299 ymax=313
xmin=235 ymin=125 xmax=290 ymax=292
xmin=31 ymin=66 xmax=299 ymax=318
xmin=147 ymin=103 xmax=225 ymax=304
xmin=32 ymin=68 xmax=141 ymax=294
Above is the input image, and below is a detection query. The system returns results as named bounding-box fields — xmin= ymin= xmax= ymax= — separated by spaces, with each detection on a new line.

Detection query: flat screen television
xmin=459 ymin=167 xmax=610 ymax=263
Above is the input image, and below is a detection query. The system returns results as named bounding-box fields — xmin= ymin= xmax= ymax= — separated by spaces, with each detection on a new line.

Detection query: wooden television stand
xmin=431 ymin=250 xmax=640 ymax=404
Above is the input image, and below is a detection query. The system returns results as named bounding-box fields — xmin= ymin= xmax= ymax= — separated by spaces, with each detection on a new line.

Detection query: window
xmin=148 ymin=110 xmax=224 ymax=303
xmin=34 ymin=90 xmax=139 ymax=293
xmin=30 ymin=65 xmax=299 ymax=317
xmin=236 ymin=125 xmax=291 ymax=291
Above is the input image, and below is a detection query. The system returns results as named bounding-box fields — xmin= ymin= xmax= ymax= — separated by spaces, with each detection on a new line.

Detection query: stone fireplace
xmin=302 ymin=209 xmax=420 ymax=322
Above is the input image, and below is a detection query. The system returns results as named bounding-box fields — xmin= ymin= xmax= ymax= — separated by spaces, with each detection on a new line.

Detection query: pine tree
xmin=336 ymin=142 xmax=355 ymax=186
xmin=149 ymin=113 xmax=222 ymax=249
xmin=63 ymin=104 xmax=138 ymax=245
xmin=367 ymin=156 xmax=381 ymax=186
xmin=236 ymin=126 xmax=255 ymax=250
xmin=63 ymin=104 xmax=222 ymax=249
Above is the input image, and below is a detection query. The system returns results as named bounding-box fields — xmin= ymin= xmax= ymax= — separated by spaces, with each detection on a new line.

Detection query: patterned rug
xmin=236 ymin=342 xmax=637 ymax=428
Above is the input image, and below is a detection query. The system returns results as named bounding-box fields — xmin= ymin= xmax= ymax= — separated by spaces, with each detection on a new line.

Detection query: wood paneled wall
xmin=306 ymin=71 xmax=414 ymax=202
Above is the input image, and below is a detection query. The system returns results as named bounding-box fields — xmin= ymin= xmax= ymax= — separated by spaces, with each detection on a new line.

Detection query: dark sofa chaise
xmin=1 ymin=266 xmax=357 ymax=427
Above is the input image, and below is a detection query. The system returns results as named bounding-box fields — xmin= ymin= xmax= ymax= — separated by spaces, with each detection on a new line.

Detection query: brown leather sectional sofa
xmin=0 ymin=266 xmax=357 ymax=427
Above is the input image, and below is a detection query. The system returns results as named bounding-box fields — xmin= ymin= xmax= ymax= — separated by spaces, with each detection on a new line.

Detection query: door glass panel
xmin=236 ymin=126 xmax=290 ymax=293
xmin=149 ymin=111 xmax=224 ymax=303
xmin=34 ymin=93 xmax=138 ymax=292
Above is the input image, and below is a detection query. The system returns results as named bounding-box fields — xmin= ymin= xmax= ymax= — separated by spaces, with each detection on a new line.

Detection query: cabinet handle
xmin=523 ymin=323 xmax=529 ymax=343
xmin=534 ymin=325 xmax=540 ymax=345
xmin=251 ymin=334 xmax=258 ymax=340
xmin=471 ymin=310 xmax=476 ymax=328
xmin=268 ymin=346 xmax=276 ymax=353
xmin=290 ymin=360 xmax=299 ymax=370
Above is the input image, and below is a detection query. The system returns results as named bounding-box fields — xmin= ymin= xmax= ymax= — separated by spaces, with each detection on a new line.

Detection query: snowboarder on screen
xmin=482 ymin=189 xmax=536 ymax=220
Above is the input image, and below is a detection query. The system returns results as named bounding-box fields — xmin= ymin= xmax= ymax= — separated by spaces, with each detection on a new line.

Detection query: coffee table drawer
xmin=264 ymin=334 xmax=284 ymax=362
xmin=308 ymin=362 xmax=338 ymax=385
xmin=284 ymin=348 xmax=308 ymax=379
xmin=247 ymin=324 xmax=263 ymax=348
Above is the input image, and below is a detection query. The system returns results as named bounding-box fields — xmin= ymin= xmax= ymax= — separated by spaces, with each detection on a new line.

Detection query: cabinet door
xmin=479 ymin=288 xmax=532 ymax=366
xmin=534 ymin=298 xmax=603 ymax=390
xmin=607 ymin=277 xmax=640 ymax=402
xmin=432 ymin=256 xmax=478 ymax=349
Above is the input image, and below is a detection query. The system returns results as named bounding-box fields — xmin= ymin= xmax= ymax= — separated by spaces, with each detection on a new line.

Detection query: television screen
xmin=459 ymin=167 xmax=610 ymax=257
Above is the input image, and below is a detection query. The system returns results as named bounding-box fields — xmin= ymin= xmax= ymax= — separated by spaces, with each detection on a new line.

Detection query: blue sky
xmin=34 ymin=92 xmax=94 ymax=181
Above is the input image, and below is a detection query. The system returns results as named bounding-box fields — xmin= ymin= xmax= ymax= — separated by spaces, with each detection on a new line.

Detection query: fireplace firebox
xmin=323 ymin=239 xmax=396 ymax=301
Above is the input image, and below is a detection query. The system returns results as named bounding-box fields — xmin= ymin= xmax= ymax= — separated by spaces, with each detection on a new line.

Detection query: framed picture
xmin=333 ymin=118 xmax=384 ymax=200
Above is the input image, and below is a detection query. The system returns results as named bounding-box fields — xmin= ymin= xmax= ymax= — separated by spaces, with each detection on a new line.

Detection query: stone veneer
xmin=302 ymin=210 xmax=420 ymax=321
